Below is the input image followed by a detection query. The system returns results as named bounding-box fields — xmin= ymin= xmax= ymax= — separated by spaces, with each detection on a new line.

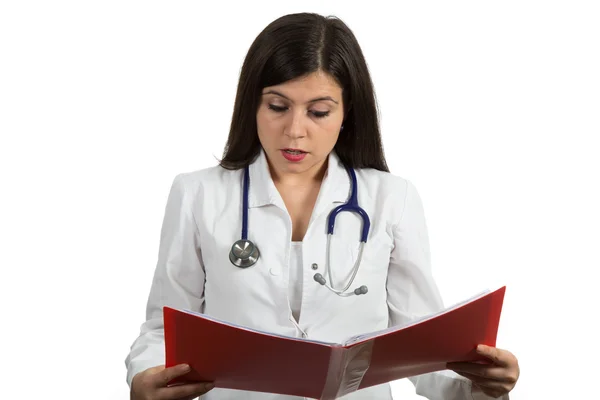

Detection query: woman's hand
xmin=447 ymin=345 xmax=520 ymax=398
xmin=131 ymin=364 xmax=214 ymax=400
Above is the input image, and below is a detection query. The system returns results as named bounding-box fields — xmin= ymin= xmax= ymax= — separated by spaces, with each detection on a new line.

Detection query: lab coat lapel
xmin=247 ymin=149 xmax=350 ymax=221
xmin=247 ymin=149 xmax=286 ymax=210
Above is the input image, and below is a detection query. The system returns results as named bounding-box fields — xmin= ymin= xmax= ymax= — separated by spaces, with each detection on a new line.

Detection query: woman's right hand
xmin=131 ymin=364 xmax=215 ymax=400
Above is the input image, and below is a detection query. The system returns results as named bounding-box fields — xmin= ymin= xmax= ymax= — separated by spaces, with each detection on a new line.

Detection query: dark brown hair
xmin=219 ymin=12 xmax=389 ymax=172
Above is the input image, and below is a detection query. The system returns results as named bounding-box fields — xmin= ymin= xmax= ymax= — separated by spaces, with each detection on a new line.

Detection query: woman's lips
xmin=281 ymin=149 xmax=307 ymax=162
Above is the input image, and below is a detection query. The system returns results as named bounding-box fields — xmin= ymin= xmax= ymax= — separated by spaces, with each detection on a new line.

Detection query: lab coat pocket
xmin=348 ymin=235 xmax=392 ymax=287
xmin=323 ymin=237 xmax=390 ymax=294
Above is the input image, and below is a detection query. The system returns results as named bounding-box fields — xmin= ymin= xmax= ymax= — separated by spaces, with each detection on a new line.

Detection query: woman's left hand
xmin=447 ymin=345 xmax=520 ymax=398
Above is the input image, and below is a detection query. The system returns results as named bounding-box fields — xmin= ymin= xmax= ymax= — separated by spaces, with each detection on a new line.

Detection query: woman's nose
xmin=285 ymin=112 xmax=306 ymax=139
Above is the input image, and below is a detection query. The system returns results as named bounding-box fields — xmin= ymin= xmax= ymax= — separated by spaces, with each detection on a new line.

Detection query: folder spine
xmin=163 ymin=307 xmax=178 ymax=369
xmin=319 ymin=341 xmax=374 ymax=399
xmin=320 ymin=346 xmax=346 ymax=400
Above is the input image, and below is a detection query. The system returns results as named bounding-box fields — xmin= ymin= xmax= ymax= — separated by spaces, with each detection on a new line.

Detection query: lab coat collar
xmin=248 ymin=148 xmax=351 ymax=210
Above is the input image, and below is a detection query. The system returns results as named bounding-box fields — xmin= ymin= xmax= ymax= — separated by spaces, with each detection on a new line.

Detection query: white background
xmin=1 ymin=1 xmax=598 ymax=399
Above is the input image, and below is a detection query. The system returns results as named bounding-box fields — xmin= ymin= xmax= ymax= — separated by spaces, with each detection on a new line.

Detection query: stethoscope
xmin=229 ymin=164 xmax=370 ymax=297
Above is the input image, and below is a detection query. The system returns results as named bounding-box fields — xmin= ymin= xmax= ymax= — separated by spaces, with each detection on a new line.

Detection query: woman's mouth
xmin=283 ymin=149 xmax=305 ymax=155
xmin=281 ymin=149 xmax=307 ymax=162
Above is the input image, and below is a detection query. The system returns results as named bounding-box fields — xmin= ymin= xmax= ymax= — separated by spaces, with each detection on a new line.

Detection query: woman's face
xmin=256 ymin=70 xmax=345 ymax=180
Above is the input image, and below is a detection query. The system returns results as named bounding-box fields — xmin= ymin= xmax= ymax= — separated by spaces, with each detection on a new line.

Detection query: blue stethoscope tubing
xmin=228 ymin=164 xmax=370 ymax=296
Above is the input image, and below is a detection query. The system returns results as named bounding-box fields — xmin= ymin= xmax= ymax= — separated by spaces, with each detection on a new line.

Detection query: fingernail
xmin=477 ymin=345 xmax=485 ymax=352
xmin=205 ymin=383 xmax=215 ymax=390
xmin=182 ymin=364 xmax=191 ymax=371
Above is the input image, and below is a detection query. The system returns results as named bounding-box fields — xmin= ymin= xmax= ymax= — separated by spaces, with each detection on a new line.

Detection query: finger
xmin=158 ymin=382 xmax=215 ymax=400
xmin=472 ymin=381 xmax=509 ymax=400
xmin=156 ymin=364 xmax=192 ymax=387
xmin=476 ymin=345 xmax=510 ymax=367
xmin=453 ymin=371 xmax=511 ymax=396
xmin=447 ymin=363 xmax=507 ymax=381
xmin=146 ymin=365 xmax=166 ymax=374
xmin=452 ymin=370 xmax=496 ymax=386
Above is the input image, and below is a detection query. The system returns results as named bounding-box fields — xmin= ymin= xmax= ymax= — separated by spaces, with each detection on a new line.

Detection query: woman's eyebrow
xmin=262 ymin=90 xmax=339 ymax=104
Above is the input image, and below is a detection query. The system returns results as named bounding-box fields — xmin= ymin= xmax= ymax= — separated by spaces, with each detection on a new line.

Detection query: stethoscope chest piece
xmin=229 ymin=239 xmax=260 ymax=268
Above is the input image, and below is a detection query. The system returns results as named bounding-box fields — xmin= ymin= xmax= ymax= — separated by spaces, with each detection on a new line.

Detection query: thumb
xmin=157 ymin=364 xmax=192 ymax=387
xmin=476 ymin=345 xmax=507 ymax=367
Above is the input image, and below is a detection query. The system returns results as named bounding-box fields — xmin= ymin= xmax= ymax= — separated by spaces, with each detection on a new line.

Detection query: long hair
xmin=219 ymin=12 xmax=389 ymax=172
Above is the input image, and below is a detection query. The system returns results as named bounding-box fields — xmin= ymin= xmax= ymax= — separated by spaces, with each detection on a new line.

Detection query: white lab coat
xmin=125 ymin=149 xmax=507 ymax=400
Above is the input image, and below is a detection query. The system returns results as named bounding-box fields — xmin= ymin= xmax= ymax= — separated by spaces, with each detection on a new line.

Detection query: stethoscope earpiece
xmin=354 ymin=285 xmax=368 ymax=295
xmin=313 ymin=273 xmax=326 ymax=285
xmin=313 ymin=273 xmax=368 ymax=296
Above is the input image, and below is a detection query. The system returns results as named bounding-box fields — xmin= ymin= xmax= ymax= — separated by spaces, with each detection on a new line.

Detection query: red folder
xmin=164 ymin=286 xmax=506 ymax=399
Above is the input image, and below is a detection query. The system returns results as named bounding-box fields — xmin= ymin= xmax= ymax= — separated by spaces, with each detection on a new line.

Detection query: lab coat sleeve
xmin=386 ymin=179 xmax=508 ymax=400
xmin=124 ymin=173 xmax=206 ymax=387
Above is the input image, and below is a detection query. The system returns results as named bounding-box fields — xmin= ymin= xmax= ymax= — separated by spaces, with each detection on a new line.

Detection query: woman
xmin=126 ymin=12 xmax=520 ymax=400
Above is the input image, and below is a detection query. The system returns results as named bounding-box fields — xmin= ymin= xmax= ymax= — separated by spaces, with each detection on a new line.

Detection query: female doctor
xmin=126 ymin=12 xmax=520 ymax=400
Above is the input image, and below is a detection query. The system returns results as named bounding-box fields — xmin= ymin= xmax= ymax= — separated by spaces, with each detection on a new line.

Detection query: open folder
xmin=164 ymin=286 xmax=506 ymax=399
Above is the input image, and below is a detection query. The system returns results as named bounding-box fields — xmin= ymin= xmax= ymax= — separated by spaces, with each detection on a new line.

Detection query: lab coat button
xmin=311 ymin=263 xmax=318 ymax=270
xmin=269 ymin=268 xmax=279 ymax=276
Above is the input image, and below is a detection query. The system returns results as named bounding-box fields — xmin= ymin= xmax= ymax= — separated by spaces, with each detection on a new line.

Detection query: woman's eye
xmin=311 ymin=110 xmax=330 ymax=118
xmin=268 ymin=104 xmax=329 ymax=119
xmin=268 ymin=104 xmax=287 ymax=112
